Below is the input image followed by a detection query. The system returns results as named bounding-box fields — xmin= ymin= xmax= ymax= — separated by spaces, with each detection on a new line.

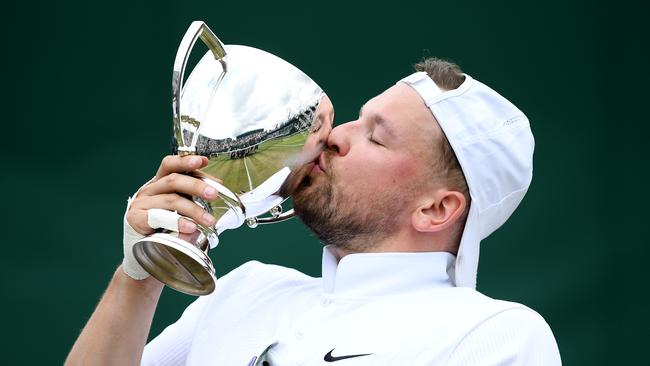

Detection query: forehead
xmin=364 ymin=83 xmax=441 ymax=147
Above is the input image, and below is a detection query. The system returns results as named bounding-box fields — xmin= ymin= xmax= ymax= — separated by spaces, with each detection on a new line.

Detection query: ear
xmin=411 ymin=190 xmax=466 ymax=233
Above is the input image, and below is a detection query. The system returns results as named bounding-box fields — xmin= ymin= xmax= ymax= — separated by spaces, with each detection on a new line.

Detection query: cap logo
xmin=503 ymin=115 xmax=527 ymax=127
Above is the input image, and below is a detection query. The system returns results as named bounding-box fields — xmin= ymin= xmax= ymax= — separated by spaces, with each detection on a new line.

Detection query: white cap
xmin=399 ymin=71 xmax=534 ymax=289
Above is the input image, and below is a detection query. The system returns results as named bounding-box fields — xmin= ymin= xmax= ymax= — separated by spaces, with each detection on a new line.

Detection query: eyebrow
xmin=359 ymin=105 xmax=397 ymax=138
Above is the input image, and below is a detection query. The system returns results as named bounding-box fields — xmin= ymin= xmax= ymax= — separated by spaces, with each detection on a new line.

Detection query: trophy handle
xmin=246 ymin=209 xmax=296 ymax=228
xmin=172 ymin=21 xmax=227 ymax=155
xmin=199 ymin=177 xmax=246 ymax=239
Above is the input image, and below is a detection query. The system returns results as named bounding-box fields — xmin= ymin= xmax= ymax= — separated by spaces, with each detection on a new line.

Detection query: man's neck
xmin=330 ymin=230 xmax=457 ymax=261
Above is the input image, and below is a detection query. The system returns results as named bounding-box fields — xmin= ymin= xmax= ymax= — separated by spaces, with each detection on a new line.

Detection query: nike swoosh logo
xmin=324 ymin=348 xmax=373 ymax=362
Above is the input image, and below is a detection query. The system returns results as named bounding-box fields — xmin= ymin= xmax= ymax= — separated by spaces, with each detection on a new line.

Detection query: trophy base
xmin=133 ymin=232 xmax=216 ymax=295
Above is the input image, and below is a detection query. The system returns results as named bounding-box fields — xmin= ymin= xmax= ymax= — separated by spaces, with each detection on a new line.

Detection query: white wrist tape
xmin=122 ymin=180 xmax=153 ymax=280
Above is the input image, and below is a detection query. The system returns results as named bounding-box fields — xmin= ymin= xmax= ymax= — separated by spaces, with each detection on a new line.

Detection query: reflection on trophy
xmin=132 ymin=21 xmax=333 ymax=296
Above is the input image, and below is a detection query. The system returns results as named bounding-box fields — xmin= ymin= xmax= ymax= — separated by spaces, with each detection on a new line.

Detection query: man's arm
xmin=66 ymin=155 xmax=221 ymax=365
xmin=65 ymin=268 xmax=164 ymax=366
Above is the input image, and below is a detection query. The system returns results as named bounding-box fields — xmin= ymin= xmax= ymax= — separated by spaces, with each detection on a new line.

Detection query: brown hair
xmin=415 ymin=58 xmax=470 ymax=245
xmin=415 ymin=57 xmax=466 ymax=91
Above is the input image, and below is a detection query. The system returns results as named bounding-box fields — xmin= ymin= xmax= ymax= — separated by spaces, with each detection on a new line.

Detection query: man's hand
xmin=127 ymin=155 xmax=221 ymax=235
xmin=66 ymin=154 xmax=224 ymax=366
xmin=122 ymin=154 xmax=224 ymax=280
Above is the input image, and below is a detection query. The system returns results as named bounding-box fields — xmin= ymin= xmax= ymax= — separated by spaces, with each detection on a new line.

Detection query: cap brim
xmin=453 ymin=199 xmax=481 ymax=288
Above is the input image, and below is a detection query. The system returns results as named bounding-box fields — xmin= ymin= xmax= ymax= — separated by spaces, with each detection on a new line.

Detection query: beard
xmin=292 ymin=151 xmax=403 ymax=253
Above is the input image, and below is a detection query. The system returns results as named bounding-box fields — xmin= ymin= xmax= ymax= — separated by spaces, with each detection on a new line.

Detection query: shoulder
xmin=466 ymin=301 xmax=557 ymax=343
xmin=410 ymin=286 xmax=529 ymax=317
xmin=175 ymin=260 xmax=319 ymax=333
xmin=435 ymin=287 xmax=550 ymax=318
xmin=443 ymin=288 xmax=557 ymax=345
xmin=199 ymin=260 xmax=318 ymax=306
xmin=143 ymin=261 xmax=316 ymax=364
xmin=442 ymin=291 xmax=561 ymax=365
xmin=217 ymin=260 xmax=315 ymax=287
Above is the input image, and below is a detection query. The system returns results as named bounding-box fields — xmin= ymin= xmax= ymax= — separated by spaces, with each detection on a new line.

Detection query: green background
xmin=3 ymin=0 xmax=647 ymax=364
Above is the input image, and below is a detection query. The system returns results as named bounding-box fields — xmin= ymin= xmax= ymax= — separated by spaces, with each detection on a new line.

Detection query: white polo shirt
xmin=142 ymin=248 xmax=561 ymax=365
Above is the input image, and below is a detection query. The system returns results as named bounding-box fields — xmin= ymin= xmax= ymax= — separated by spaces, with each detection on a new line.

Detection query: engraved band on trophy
xmin=132 ymin=21 xmax=333 ymax=295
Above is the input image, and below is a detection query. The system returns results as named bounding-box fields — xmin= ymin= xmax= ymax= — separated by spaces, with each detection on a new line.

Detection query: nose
xmin=326 ymin=122 xmax=352 ymax=156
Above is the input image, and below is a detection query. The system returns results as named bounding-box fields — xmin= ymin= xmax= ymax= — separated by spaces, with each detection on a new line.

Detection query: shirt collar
xmin=321 ymin=246 xmax=455 ymax=296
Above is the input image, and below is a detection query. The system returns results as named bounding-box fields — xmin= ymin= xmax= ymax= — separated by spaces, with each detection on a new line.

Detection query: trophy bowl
xmin=132 ymin=21 xmax=333 ymax=295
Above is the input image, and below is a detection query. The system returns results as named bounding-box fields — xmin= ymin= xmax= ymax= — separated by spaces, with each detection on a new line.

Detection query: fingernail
xmin=204 ymin=186 xmax=218 ymax=198
xmin=203 ymin=213 xmax=216 ymax=226
xmin=180 ymin=220 xmax=197 ymax=232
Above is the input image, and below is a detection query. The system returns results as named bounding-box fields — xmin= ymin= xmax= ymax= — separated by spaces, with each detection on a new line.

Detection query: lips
xmin=310 ymin=162 xmax=321 ymax=174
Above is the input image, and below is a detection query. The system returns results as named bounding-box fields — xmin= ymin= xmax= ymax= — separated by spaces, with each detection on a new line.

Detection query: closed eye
xmin=369 ymin=135 xmax=384 ymax=146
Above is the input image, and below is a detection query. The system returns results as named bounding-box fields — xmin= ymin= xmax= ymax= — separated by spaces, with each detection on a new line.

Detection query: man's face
xmin=293 ymin=83 xmax=441 ymax=252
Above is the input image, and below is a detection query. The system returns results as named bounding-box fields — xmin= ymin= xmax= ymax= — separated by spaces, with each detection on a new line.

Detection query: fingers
xmin=126 ymin=208 xmax=153 ymax=235
xmin=155 ymin=155 xmax=208 ymax=180
xmin=141 ymin=172 xmax=221 ymax=201
xmin=147 ymin=208 xmax=181 ymax=232
xmin=190 ymin=169 xmax=224 ymax=184
xmin=145 ymin=209 xmax=201 ymax=234
xmin=126 ymin=155 xmax=223 ymax=235
xmin=134 ymin=193 xmax=217 ymax=228
xmin=178 ymin=217 xmax=198 ymax=233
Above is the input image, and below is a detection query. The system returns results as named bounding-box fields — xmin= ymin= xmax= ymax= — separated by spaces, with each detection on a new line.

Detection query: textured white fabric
xmin=147 ymin=208 xmax=181 ymax=232
xmin=142 ymin=247 xmax=560 ymax=365
xmin=443 ymin=308 xmax=562 ymax=365
xmin=399 ymin=72 xmax=534 ymax=289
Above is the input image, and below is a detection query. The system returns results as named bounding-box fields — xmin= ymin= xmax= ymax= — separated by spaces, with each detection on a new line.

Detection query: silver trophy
xmin=132 ymin=21 xmax=333 ymax=295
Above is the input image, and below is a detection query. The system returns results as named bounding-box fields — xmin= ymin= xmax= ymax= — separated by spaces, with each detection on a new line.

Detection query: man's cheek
xmin=394 ymin=159 xmax=420 ymax=181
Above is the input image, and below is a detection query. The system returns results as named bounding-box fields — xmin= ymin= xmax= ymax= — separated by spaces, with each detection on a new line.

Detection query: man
xmin=67 ymin=58 xmax=561 ymax=365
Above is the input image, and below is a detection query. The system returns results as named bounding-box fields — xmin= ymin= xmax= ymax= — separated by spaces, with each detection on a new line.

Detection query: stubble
xmin=292 ymin=152 xmax=403 ymax=253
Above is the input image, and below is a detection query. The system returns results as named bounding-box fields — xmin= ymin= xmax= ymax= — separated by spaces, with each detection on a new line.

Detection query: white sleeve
xmin=140 ymin=295 xmax=213 ymax=366
xmin=140 ymin=261 xmax=263 ymax=366
xmin=443 ymin=308 xmax=562 ymax=366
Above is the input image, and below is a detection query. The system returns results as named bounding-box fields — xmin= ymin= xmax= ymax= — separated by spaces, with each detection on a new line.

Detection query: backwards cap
xmin=399 ymin=72 xmax=534 ymax=289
